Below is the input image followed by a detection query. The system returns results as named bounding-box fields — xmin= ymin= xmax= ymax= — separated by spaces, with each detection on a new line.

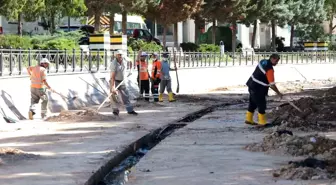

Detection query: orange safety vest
xmin=151 ymin=60 xmax=162 ymax=79
xmin=136 ymin=60 xmax=149 ymax=80
xmin=28 ymin=65 xmax=46 ymax=88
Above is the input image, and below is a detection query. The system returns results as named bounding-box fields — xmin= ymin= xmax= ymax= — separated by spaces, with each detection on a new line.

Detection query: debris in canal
xmin=45 ymin=108 xmax=116 ymax=122
xmin=245 ymin=132 xmax=336 ymax=158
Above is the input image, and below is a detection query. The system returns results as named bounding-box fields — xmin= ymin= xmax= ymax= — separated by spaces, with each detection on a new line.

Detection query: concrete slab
xmin=0 ymin=101 xmax=204 ymax=185
xmin=130 ymin=108 xmax=334 ymax=185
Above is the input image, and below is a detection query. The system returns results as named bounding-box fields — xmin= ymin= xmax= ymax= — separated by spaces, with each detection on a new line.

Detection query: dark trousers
xmin=151 ymin=78 xmax=161 ymax=102
xmin=140 ymin=80 xmax=150 ymax=101
xmin=247 ymin=88 xmax=267 ymax=114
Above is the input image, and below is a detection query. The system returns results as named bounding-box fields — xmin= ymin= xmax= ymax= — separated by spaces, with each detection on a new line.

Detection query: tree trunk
xmin=271 ymin=20 xmax=277 ymax=51
xmin=195 ymin=19 xmax=200 ymax=44
xmin=231 ymin=20 xmax=237 ymax=53
xmin=329 ymin=15 xmax=333 ymax=43
xmin=94 ymin=13 xmax=100 ymax=32
xmin=173 ymin=23 xmax=178 ymax=49
xmin=212 ymin=19 xmax=216 ymax=44
xmin=17 ymin=12 xmax=23 ymax=36
xmin=290 ymin=24 xmax=294 ymax=50
xmin=50 ymin=14 xmax=56 ymax=35
xmin=109 ymin=12 xmax=115 ymax=35
xmin=251 ymin=20 xmax=257 ymax=48
xmin=163 ymin=25 xmax=167 ymax=49
xmin=122 ymin=11 xmax=127 ymax=34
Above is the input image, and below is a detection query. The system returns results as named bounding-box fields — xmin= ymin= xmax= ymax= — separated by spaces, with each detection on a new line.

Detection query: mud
xmin=273 ymin=158 xmax=336 ymax=180
xmin=269 ymin=87 xmax=336 ymax=131
xmin=245 ymin=132 xmax=336 ymax=158
xmin=0 ymin=148 xmax=39 ymax=165
xmin=45 ymin=108 xmax=116 ymax=122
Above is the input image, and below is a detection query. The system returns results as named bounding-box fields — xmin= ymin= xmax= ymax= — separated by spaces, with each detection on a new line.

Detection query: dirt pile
xmin=273 ymin=158 xmax=336 ymax=180
xmin=245 ymin=132 xmax=336 ymax=158
xmin=0 ymin=147 xmax=39 ymax=165
xmin=270 ymin=94 xmax=336 ymax=131
xmin=45 ymin=108 xmax=116 ymax=122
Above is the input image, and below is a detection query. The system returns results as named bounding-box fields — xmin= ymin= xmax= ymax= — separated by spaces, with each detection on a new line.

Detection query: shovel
xmin=53 ymin=91 xmax=77 ymax=102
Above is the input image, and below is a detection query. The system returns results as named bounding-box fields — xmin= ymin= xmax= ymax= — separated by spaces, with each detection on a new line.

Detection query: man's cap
xmin=40 ymin=58 xmax=50 ymax=64
xmin=115 ymin=50 xmax=124 ymax=56
xmin=152 ymin=52 xmax=158 ymax=56
xmin=162 ymin=53 xmax=169 ymax=58
xmin=140 ymin=52 xmax=148 ymax=57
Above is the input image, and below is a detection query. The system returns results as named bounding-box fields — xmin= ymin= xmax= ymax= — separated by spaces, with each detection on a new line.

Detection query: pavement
xmin=130 ymin=105 xmax=335 ymax=185
xmin=0 ymin=99 xmax=208 ymax=185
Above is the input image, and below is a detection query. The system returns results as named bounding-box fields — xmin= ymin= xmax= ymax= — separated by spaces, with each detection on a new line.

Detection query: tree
xmin=202 ymin=0 xmax=254 ymax=52
xmin=325 ymin=0 xmax=336 ymax=42
xmin=0 ymin=0 xmax=44 ymax=36
xmin=86 ymin=0 xmax=109 ymax=31
xmin=43 ymin=0 xmax=86 ymax=34
xmin=288 ymin=0 xmax=325 ymax=49
xmin=144 ymin=0 xmax=203 ymax=48
xmin=259 ymin=0 xmax=294 ymax=51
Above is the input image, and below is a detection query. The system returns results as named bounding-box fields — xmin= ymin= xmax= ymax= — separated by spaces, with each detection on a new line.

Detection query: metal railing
xmin=0 ymin=49 xmax=335 ymax=77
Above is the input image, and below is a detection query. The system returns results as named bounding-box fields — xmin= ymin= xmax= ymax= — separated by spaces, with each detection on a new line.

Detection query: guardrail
xmin=0 ymin=49 xmax=335 ymax=77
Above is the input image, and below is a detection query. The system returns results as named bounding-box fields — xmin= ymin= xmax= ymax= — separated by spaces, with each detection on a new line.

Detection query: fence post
xmin=245 ymin=51 xmax=248 ymax=65
xmin=72 ymin=48 xmax=76 ymax=72
xmin=9 ymin=47 xmax=12 ymax=76
xmin=28 ymin=48 xmax=31 ymax=67
xmin=18 ymin=48 xmax=22 ymax=75
xmin=97 ymin=49 xmax=100 ymax=72
xmin=0 ymin=48 xmax=3 ymax=76
xmin=89 ymin=49 xmax=92 ymax=72
xmin=64 ymin=49 xmax=67 ymax=72
xmin=56 ymin=49 xmax=59 ymax=73
xmin=80 ymin=49 xmax=84 ymax=72
xmin=104 ymin=49 xmax=108 ymax=70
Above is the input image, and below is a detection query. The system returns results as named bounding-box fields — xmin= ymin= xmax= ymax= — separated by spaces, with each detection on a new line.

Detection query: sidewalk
xmin=0 ymin=100 xmax=206 ymax=185
xmin=130 ymin=107 xmax=333 ymax=185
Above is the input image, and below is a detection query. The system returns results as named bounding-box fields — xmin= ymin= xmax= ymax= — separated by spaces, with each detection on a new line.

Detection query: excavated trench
xmin=85 ymin=102 xmax=246 ymax=185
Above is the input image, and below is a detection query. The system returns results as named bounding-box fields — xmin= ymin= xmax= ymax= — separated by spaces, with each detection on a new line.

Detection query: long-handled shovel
xmin=96 ymin=73 xmax=132 ymax=112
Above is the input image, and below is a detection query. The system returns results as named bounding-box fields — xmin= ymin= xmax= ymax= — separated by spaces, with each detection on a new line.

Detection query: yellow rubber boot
xmin=168 ymin=92 xmax=176 ymax=102
xmin=159 ymin=93 xmax=163 ymax=102
xmin=244 ymin=111 xmax=255 ymax=125
xmin=258 ymin=113 xmax=267 ymax=125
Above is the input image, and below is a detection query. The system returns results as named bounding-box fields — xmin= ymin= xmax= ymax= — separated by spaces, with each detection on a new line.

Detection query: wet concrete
xmin=129 ymin=107 xmax=335 ymax=185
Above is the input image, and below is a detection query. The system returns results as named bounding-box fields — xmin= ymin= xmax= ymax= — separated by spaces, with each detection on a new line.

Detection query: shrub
xmin=128 ymin=38 xmax=163 ymax=52
xmin=180 ymin=42 xmax=199 ymax=52
xmin=0 ymin=35 xmax=32 ymax=49
xmin=198 ymin=44 xmax=220 ymax=52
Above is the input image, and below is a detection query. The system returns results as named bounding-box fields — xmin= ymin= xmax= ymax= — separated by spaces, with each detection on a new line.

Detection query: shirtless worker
xmin=245 ymin=54 xmax=283 ymax=125
xmin=27 ymin=58 xmax=54 ymax=120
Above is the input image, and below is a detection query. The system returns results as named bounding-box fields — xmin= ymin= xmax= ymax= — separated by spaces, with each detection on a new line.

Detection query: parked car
xmin=119 ymin=28 xmax=161 ymax=45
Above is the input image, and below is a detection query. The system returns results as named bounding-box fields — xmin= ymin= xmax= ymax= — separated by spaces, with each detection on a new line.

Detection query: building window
xmin=157 ymin=24 xmax=173 ymax=35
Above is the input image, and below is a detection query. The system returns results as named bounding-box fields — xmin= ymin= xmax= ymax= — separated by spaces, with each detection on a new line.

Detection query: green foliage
xmin=198 ymin=44 xmax=220 ymax=52
xmin=180 ymin=42 xmax=199 ymax=52
xmin=0 ymin=35 xmax=32 ymax=49
xmin=128 ymin=38 xmax=163 ymax=51
xmin=295 ymin=24 xmax=328 ymax=41
xmin=0 ymin=31 xmax=84 ymax=49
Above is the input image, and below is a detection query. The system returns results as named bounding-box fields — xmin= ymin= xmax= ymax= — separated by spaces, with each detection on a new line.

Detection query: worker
xmin=245 ymin=54 xmax=283 ymax=125
xmin=110 ymin=50 xmax=138 ymax=116
xmin=27 ymin=58 xmax=54 ymax=120
xmin=151 ymin=52 xmax=162 ymax=102
xmin=136 ymin=51 xmax=150 ymax=102
xmin=159 ymin=53 xmax=176 ymax=102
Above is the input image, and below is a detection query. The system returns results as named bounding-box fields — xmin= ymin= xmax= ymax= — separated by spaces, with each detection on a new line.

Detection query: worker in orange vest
xmin=150 ymin=52 xmax=162 ymax=102
xmin=27 ymin=58 xmax=55 ymax=120
xmin=136 ymin=51 xmax=150 ymax=102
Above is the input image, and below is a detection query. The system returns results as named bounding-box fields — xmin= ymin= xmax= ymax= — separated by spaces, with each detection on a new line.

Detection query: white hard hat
xmin=115 ymin=50 xmax=124 ymax=56
xmin=40 ymin=58 xmax=50 ymax=64
xmin=140 ymin=52 xmax=148 ymax=57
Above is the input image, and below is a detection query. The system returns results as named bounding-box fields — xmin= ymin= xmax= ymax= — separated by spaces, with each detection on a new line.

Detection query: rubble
xmin=45 ymin=108 xmax=116 ymax=122
xmin=269 ymin=90 xmax=336 ymax=131
xmin=245 ymin=132 xmax=336 ymax=158
xmin=0 ymin=147 xmax=39 ymax=165
xmin=272 ymin=158 xmax=336 ymax=180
